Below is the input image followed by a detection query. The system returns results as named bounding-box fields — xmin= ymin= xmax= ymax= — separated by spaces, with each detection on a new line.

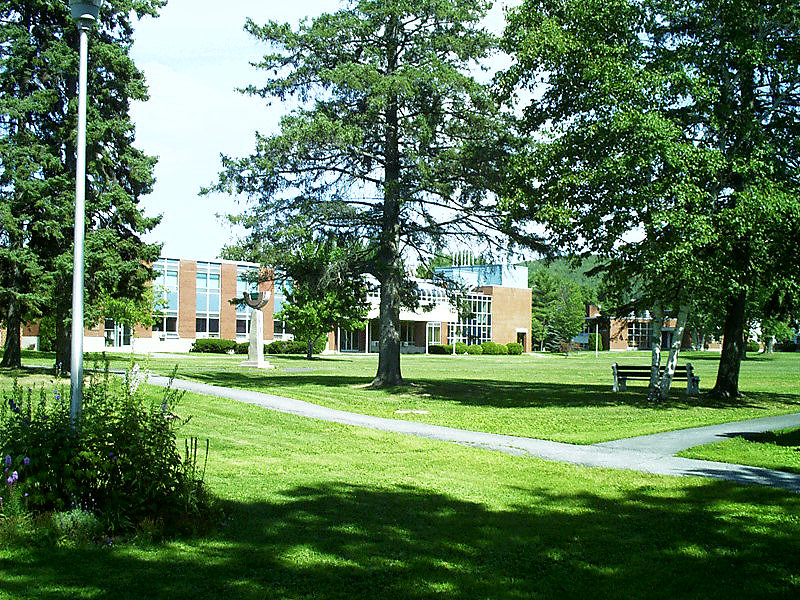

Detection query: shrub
xmin=587 ymin=333 xmax=604 ymax=352
xmin=235 ymin=342 xmax=249 ymax=354
xmin=506 ymin=342 xmax=523 ymax=355
xmin=466 ymin=344 xmax=483 ymax=355
xmin=265 ymin=338 xmax=326 ymax=355
xmin=428 ymin=344 xmax=449 ymax=355
xmin=778 ymin=340 xmax=798 ymax=352
xmin=746 ymin=340 xmax=761 ymax=353
xmin=191 ymin=338 xmax=237 ymax=354
xmin=481 ymin=341 xmax=502 ymax=355
xmin=0 ymin=368 xmax=217 ymax=539
xmin=497 ymin=343 xmax=509 ymax=355
xmin=455 ymin=342 xmax=468 ymax=354
xmin=49 ymin=509 xmax=103 ymax=546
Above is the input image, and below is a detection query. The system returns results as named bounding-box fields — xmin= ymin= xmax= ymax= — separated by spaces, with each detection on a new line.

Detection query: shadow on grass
xmin=3 ymin=480 xmax=799 ymax=599
xmin=177 ymin=370 xmax=800 ymax=412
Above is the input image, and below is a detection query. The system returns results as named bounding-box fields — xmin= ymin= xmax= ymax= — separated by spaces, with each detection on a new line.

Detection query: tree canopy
xmin=501 ymin=0 xmax=800 ymax=398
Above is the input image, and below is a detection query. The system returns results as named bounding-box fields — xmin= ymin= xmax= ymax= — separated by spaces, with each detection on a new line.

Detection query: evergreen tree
xmin=0 ymin=1 xmax=163 ymax=368
xmin=207 ymin=0 xmax=522 ymax=387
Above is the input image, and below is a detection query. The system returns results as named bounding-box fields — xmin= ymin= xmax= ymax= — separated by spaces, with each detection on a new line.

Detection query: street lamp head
xmin=70 ymin=1 xmax=102 ymax=25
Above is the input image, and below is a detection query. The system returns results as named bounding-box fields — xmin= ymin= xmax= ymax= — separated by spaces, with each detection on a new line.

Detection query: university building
xmin=576 ymin=305 xmax=724 ymax=352
xmin=17 ymin=259 xmax=533 ymax=354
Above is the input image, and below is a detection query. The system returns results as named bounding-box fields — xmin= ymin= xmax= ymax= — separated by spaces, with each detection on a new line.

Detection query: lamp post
xmin=69 ymin=1 xmax=101 ymax=422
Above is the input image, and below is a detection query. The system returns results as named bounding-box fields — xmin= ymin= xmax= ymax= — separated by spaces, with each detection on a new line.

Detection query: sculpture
xmin=240 ymin=291 xmax=274 ymax=369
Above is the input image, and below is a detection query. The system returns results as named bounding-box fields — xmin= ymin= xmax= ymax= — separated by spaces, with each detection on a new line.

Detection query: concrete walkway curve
xmin=149 ymin=374 xmax=800 ymax=493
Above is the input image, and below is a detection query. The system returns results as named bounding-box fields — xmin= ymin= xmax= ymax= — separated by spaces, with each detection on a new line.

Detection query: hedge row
xmin=191 ymin=338 xmax=326 ymax=355
xmin=429 ymin=341 xmax=525 ymax=356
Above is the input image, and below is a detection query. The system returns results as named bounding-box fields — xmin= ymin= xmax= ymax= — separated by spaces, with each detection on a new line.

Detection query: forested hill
xmin=521 ymin=257 xmax=604 ymax=294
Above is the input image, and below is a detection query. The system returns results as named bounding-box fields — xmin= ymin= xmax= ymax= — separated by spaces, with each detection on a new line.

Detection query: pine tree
xmin=206 ymin=0 xmax=524 ymax=388
xmin=0 ymin=1 xmax=164 ymax=368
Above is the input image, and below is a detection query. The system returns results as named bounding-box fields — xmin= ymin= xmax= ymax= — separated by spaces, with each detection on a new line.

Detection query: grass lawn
xmin=1 ymin=371 xmax=799 ymax=599
xmin=17 ymin=349 xmax=799 ymax=445
xmin=678 ymin=427 xmax=800 ymax=475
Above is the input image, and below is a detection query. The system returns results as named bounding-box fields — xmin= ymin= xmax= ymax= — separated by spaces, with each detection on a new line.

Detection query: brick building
xmin=17 ymin=260 xmax=533 ymax=354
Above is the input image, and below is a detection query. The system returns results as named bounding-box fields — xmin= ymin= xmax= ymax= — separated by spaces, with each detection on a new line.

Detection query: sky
xmin=129 ymin=0 xmax=520 ymax=261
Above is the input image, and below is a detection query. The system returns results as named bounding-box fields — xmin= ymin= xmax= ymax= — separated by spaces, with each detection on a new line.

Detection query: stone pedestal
xmin=239 ymin=292 xmax=274 ymax=370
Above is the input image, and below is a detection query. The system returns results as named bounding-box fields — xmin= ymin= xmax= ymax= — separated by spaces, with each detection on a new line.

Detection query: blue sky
xmin=129 ymin=0 xmax=519 ymax=261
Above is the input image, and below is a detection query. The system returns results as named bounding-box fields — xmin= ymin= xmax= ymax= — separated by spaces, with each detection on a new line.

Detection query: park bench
xmin=612 ymin=363 xmax=700 ymax=395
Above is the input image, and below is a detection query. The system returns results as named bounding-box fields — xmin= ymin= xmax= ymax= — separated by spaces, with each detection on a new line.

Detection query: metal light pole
xmin=69 ymin=1 xmax=102 ymax=422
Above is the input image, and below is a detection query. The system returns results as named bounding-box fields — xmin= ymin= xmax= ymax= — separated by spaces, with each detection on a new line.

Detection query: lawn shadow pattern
xmin=175 ymin=369 xmax=800 ymax=412
xmin=3 ymin=480 xmax=799 ymax=599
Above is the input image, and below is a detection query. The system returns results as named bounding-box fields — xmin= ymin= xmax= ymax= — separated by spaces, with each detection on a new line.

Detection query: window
xmin=400 ymin=322 xmax=416 ymax=345
xmin=627 ymin=321 xmax=652 ymax=349
xmin=196 ymin=262 xmax=221 ymax=338
xmin=427 ymin=322 xmax=442 ymax=345
xmin=236 ymin=265 xmax=260 ymax=338
xmin=273 ymin=320 xmax=294 ymax=340
xmin=152 ymin=258 xmax=179 ymax=337
xmin=450 ymin=294 xmax=492 ymax=345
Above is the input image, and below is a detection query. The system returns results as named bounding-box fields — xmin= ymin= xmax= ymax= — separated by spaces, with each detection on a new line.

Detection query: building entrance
xmin=104 ymin=320 xmax=131 ymax=348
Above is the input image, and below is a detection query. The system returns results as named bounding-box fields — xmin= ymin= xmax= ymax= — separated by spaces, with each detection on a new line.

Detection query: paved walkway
xmin=149 ymin=374 xmax=800 ymax=493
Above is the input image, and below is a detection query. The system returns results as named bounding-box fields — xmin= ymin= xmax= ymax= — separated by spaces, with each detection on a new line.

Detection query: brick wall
xmin=178 ymin=260 xmax=197 ymax=339
xmin=482 ymin=286 xmax=533 ymax=352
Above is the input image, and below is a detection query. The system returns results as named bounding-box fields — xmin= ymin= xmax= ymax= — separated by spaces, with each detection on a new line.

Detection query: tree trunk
xmin=1 ymin=298 xmax=22 ymax=369
xmin=55 ymin=312 xmax=71 ymax=373
xmin=306 ymin=337 xmax=314 ymax=360
xmin=658 ymin=303 xmax=690 ymax=401
xmin=647 ymin=301 xmax=664 ymax=401
xmin=765 ymin=336 xmax=775 ymax=354
xmin=710 ymin=291 xmax=747 ymax=400
xmin=371 ymin=18 xmax=403 ymax=389
xmin=372 ymin=268 xmax=403 ymax=387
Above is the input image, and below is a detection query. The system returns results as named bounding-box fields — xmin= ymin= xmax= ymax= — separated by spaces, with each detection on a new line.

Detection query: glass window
xmin=450 ymin=294 xmax=492 ymax=345
xmin=627 ymin=322 xmax=652 ymax=349
xmin=152 ymin=259 xmax=179 ymax=337
xmin=427 ymin=322 xmax=442 ymax=345
xmin=195 ymin=262 xmax=221 ymax=338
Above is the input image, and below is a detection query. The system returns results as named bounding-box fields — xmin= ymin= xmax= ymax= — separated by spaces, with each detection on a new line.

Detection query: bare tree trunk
xmin=1 ymin=297 xmax=22 ymax=368
xmin=659 ymin=303 xmax=690 ymax=401
xmin=372 ymin=268 xmax=403 ymax=387
xmin=765 ymin=336 xmax=775 ymax=354
xmin=647 ymin=302 xmax=664 ymax=401
xmin=55 ymin=313 xmax=71 ymax=373
xmin=711 ymin=291 xmax=746 ymax=400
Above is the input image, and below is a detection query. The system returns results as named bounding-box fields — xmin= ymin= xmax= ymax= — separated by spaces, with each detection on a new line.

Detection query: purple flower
xmin=6 ymin=477 xmax=12 ymax=485
xmin=23 ymin=457 xmax=30 ymax=467
xmin=12 ymin=471 xmax=17 ymax=482
xmin=54 ymin=392 xmax=61 ymax=401
xmin=4 ymin=455 xmax=10 ymax=467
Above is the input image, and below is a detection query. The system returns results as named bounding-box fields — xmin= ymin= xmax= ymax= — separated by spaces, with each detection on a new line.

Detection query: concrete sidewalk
xmin=149 ymin=374 xmax=800 ymax=493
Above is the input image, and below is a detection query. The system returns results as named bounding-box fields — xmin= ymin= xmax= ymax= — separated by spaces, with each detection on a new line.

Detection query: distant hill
xmin=521 ymin=256 xmax=605 ymax=297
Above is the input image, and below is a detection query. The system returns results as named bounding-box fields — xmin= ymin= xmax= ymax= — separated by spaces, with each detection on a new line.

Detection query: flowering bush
xmin=0 ymin=369 xmax=217 ymax=540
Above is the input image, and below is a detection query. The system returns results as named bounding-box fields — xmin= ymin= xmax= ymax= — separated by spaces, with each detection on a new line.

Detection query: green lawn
xmin=1 ymin=374 xmax=799 ymax=599
xmin=18 ymin=349 xmax=798 ymax=445
xmin=678 ymin=427 xmax=800 ymax=474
